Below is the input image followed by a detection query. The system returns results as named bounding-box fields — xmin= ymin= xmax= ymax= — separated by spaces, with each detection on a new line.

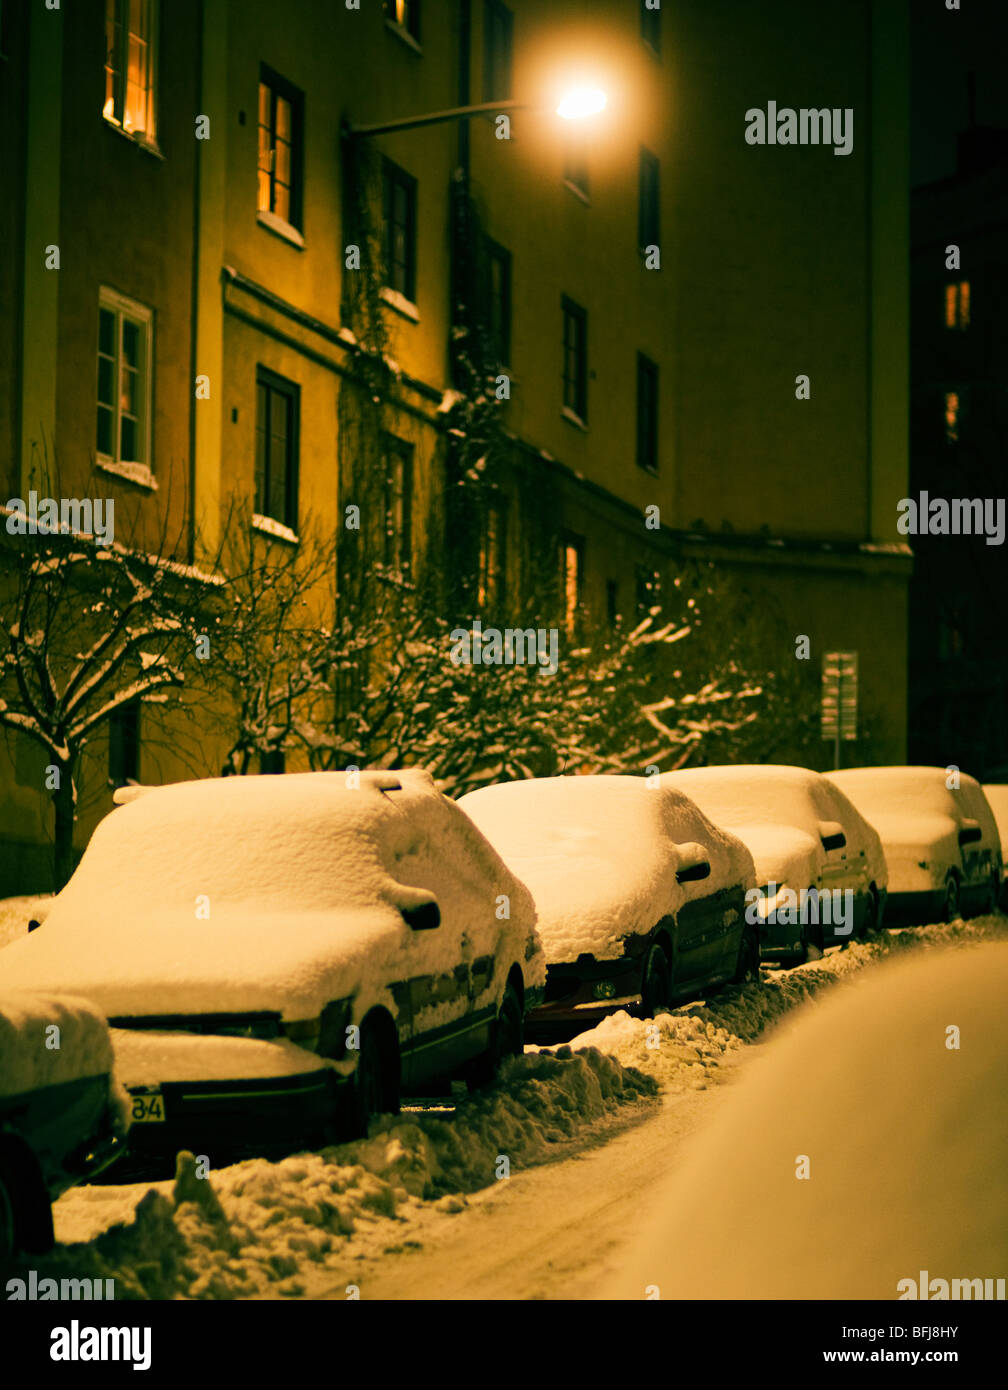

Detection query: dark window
xmin=257 ymin=66 xmax=304 ymax=229
xmin=383 ymin=436 xmax=413 ymax=573
xmin=260 ymin=749 xmax=286 ymax=774
xmin=563 ymin=144 xmax=590 ymax=199
xmin=484 ymin=239 xmax=512 ymax=366
xmin=384 ymin=0 xmax=421 ymax=41
xmin=641 ymin=2 xmax=661 ymax=54
xmin=478 ymin=500 xmax=507 ymax=608
xmin=606 ymin=579 xmax=619 ymax=627
xmin=562 ymin=297 xmax=588 ymax=421
xmin=639 ymin=147 xmax=660 ymax=250
xmin=109 ymin=701 xmax=140 ymax=785
xmin=636 ymin=354 xmax=659 ymax=473
xmin=636 ymin=566 xmax=661 ymax=617
xmin=255 ymin=367 xmax=299 ymax=529
xmin=484 ymin=1 xmax=513 ymax=101
xmin=383 ymin=160 xmax=418 ymax=302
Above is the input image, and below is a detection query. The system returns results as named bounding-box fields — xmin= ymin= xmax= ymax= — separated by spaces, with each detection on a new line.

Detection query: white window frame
xmin=103 ymin=0 xmax=159 ymax=148
xmin=97 ymin=287 xmax=154 ymax=485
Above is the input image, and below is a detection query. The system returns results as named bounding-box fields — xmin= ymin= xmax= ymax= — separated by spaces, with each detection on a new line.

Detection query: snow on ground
xmin=1 ymin=914 xmax=1004 ymax=1299
xmin=606 ymin=936 xmax=1008 ymax=1299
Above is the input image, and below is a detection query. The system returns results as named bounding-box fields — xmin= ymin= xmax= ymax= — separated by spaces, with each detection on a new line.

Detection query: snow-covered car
xmin=0 ymin=771 xmax=545 ymax=1164
xmin=827 ymin=766 xmax=1001 ymax=923
xmin=0 ymin=993 xmax=128 ymax=1256
xmin=662 ymin=765 xmax=888 ymax=961
xmin=981 ymin=784 xmax=1008 ymax=912
xmin=458 ymin=775 xmax=758 ymax=1038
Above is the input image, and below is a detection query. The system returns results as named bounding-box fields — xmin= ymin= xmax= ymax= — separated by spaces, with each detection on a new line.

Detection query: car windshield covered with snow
xmin=663 ymin=765 xmax=888 ymax=958
xmin=0 ymin=770 xmax=545 ymax=1168
xmin=459 ymin=775 xmax=757 ymax=1036
xmin=827 ymin=766 xmax=1000 ymax=922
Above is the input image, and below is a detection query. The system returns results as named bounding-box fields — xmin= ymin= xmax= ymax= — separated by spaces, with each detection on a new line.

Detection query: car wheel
xmin=641 ymin=942 xmax=672 ymax=1016
xmin=0 ymin=1141 xmax=54 ymax=1256
xmin=793 ymin=904 xmax=824 ymax=965
xmin=942 ymin=874 xmax=961 ymax=923
xmin=732 ymin=923 xmax=761 ymax=985
xmin=861 ymin=885 xmax=882 ymax=939
xmin=469 ymin=979 xmax=524 ymax=1088
xmin=347 ymin=1018 xmax=398 ymax=1140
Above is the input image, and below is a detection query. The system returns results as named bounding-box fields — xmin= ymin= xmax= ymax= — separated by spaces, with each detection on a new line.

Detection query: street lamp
xmin=344 ymin=88 xmax=608 ymax=140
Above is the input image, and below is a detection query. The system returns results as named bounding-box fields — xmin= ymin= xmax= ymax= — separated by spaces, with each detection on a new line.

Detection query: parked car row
xmin=0 ymin=761 xmax=1002 ymax=1250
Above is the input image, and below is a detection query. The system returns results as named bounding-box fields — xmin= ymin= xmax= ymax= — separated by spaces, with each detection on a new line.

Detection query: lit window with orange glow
xmin=944 ymin=391 xmax=959 ymax=445
xmin=944 ymin=281 xmax=970 ymax=330
xmin=103 ymin=0 xmax=157 ymax=142
xmin=562 ymin=536 xmax=584 ymax=634
xmin=384 ymin=0 xmax=421 ymax=41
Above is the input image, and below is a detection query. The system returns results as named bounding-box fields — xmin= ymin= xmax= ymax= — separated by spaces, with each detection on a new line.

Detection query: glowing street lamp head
xmin=556 ymin=87 xmax=607 ymax=121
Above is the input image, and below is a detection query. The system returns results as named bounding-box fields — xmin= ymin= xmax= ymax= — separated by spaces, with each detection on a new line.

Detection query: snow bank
xmin=0 ymin=992 xmax=116 ymax=1097
xmin=22 ymin=1047 xmax=656 ymax=1299
xmin=606 ymin=939 xmax=1008 ymax=1299
xmin=459 ymin=776 xmax=754 ymax=963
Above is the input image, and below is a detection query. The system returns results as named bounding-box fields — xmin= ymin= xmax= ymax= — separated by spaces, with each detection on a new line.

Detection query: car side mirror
xmin=401 ymin=900 xmax=441 ymax=931
xmin=819 ymin=821 xmax=847 ymax=851
xmin=676 ymin=845 xmax=711 ymax=884
xmin=28 ymin=918 xmax=43 ymax=932
xmin=958 ymin=821 xmax=983 ymax=846
xmin=27 ymin=902 xmax=51 ymax=933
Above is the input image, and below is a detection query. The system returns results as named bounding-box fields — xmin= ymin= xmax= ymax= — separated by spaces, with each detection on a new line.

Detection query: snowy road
xmin=2 ymin=915 xmax=1004 ymax=1300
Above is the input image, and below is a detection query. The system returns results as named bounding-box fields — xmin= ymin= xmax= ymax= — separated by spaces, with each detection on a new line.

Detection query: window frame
xmin=636 ymin=352 xmax=659 ymax=474
xmin=254 ymin=366 xmax=300 ymax=532
xmin=96 ymin=287 xmax=154 ymax=476
xmin=382 ymin=158 xmax=419 ymax=305
xmin=109 ymin=699 xmax=141 ymax=787
xmin=103 ymin=0 xmax=159 ymax=146
xmin=483 ymin=0 xmax=514 ymax=102
xmin=382 ymin=434 xmax=414 ymax=575
xmin=257 ymin=65 xmax=305 ymax=234
xmin=561 ymin=296 xmax=588 ymax=423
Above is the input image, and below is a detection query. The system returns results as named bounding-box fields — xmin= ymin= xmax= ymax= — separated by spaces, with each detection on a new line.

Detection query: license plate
xmin=130 ymin=1089 xmax=166 ymax=1123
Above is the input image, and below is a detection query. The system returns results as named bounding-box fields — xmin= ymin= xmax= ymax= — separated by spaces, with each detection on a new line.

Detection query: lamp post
xmin=342 ymin=88 xmax=607 ymax=140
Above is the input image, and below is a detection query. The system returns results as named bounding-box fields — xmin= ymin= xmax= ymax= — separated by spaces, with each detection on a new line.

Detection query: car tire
xmin=731 ymin=923 xmax=761 ymax=985
xmin=346 ymin=1018 xmax=399 ymax=1140
xmin=0 ymin=1141 xmax=54 ymax=1257
xmin=860 ymin=884 xmax=882 ymax=939
xmin=469 ymin=979 xmax=524 ymax=1088
xmin=793 ymin=903 xmax=824 ymax=965
xmin=942 ymin=874 xmax=961 ymax=923
xmin=641 ymin=942 xmax=672 ymax=1016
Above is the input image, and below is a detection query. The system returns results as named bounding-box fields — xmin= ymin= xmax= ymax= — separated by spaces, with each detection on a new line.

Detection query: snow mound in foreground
xmin=606 ymin=939 xmax=1008 ymax=1299
xmin=8 ymin=1046 xmax=656 ymax=1299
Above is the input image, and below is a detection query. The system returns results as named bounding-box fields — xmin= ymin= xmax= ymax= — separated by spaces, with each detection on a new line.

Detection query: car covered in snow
xmin=458 ymin=775 xmax=759 ymax=1038
xmin=662 ymin=765 xmax=888 ymax=961
xmin=0 ymin=771 xmax=545 ymax=1165
xmin=827 ymin=766 xmax=1001 ymax=923
xmin=0 ymin=993 xmax=128 ymax=1256
xmin=981 ymin=784 xmax=1008 ymax=912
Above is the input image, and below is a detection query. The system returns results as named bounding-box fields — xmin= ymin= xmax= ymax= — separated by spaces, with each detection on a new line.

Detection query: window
xmin=636 ymin=566 xmax=661 ymax=617
xmin=260 ymin=749 xmax=286 ymax=775
xmin=484 ymin=239 xmax=512 ymax=366
xmin=639 ymin=147 xmax=660 ymax=250
xmin=97 ymin=289 xmax=153 ymax=471
xmin=383 ymin=160 xmax=418 ymax=303
xmin=636 ymin=354 xmax=659 ymax=473
xmin=484 ymin=1 xmax=513 ymax=101
xmin=606 ymin=579 xmax=619 ymax=627
xmin=561 ymin=534 xmax=584 ymax=634
xmin=563 ymin=144 xmax=590 ymax=200
xmin=383 ymin=437 xmax=413 ymax=573
xmin=384 ymin=0 xmax=420 ymax=42
xmin=103 ymin=0 xmax=158 ymax=142
xmin=562 ymin=297 xmax=588 ymax=422
xmin=255 ymin=368 xmax=299 ymax=530
xmin=258 ymin=67 xmax=304 ymax=230
xmin=109 ymin=701 xmax=140 ymax=786
xmin=477 ymin=500 xmax=507 ymax=608
xmin=944 ymin=281 xmax=970 ymax=330
xmin=641 ymin=1 xmax=661 ymax=54
xmin=943 ymin=388 xmax=970 ymax=446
